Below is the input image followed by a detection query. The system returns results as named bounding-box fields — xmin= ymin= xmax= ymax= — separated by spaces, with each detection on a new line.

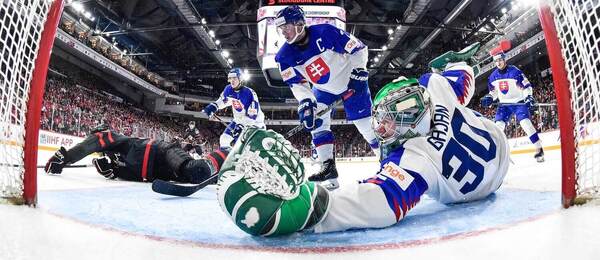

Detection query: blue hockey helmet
xmin=228 ymin=68 xmax=242 ymax=79
xmin=275 ymin=5 xmax=305 ymax=27
xmin=492 ymin=52 xmax=506 ymax=61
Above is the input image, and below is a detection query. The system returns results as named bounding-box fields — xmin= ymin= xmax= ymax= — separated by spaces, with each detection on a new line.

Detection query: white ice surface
xmin=1 ymin=149 xmax=600 ymax=260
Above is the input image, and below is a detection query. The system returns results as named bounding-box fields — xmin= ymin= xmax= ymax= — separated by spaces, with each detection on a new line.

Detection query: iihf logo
xmin=305 ymin=57 xmax=330 ymax=84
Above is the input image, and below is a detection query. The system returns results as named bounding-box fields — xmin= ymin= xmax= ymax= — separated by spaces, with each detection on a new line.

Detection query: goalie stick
xmin=285 ymin=89 xmax=355 ymax=138
xmin=151 ymin=172 xmax=219 ymax=197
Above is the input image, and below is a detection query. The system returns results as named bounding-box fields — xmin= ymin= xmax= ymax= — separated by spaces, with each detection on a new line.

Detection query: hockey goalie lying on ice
xmin=217 ymin=46 xmax=510 ymax=237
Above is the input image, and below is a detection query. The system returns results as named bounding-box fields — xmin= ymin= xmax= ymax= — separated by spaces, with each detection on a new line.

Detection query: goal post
xmin=538 ymin=0 xmax=600 ymax=208
xmin=0 ymin=0 xmax=64 ymax=205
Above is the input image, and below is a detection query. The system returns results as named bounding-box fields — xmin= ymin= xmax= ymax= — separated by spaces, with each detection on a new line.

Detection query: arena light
xmin=71 ymin=2 xmax=84 ymax=13
xmin=387 ymin=28 xmax=394 ymax=35
xmin=382 ymin=45 xmax=388 ymax=51
xmin=201 ymin=18 xmax=207 ymax=25
xmin=242 ymin=69 xmax=251 ymax=81
xmin=516 ymin=0 xmax=538 ymax=7
xmin=221 ymin=50 xmax=230 ymax=58
xmin=501 ymin=7 xmax=508 ymax=14
xmin=374 ymin=57 xmax=380 ymax=62
xmin=227 ymin=58 xmax=233 ymax=64
xmin=215 ymin=39 xmax=221 ymax=45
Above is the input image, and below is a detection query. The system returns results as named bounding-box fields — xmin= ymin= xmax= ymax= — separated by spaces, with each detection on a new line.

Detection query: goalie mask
xmin=371 ymin=77 xmax=432 ymax=146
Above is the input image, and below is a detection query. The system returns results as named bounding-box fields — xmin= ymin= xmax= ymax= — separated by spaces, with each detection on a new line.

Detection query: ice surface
xmin=1 ymin=148 xmax=600 ymax=260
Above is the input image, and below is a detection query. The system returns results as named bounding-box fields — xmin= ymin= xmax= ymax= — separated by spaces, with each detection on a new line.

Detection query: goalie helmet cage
xmin=538 ymin=0 xmax=600 ymax=208
xmin=0 ymin=0 xmax=64 ymax=205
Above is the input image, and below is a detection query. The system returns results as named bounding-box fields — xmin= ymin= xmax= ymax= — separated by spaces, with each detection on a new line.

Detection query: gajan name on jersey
xmin=428 ymin=104 xmax=450 ymax=151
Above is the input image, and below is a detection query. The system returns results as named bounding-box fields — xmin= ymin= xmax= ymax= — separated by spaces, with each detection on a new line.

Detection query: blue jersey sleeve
xmin=275 ymin=46 xmax=306 ymax=86
xmin=317 ymin=24 xmax=364 ymax=55
xmin=513 ymin=67 xmax=532 ymax=89
xmin=239 ymin=88 xmax=260 ymax=120
xmin=361 ymin=146 xmax=428 ymax=222
xmin=214 ymin=85 xmax=233 ymax=108
xmin=487 ymin=72 xmax=495 ymax=91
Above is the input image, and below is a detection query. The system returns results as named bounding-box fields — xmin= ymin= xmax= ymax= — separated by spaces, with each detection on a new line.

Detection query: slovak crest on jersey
xmin=304 ymin=56 xmax=330 ymax=84
xmin=499 ymin=80 xmax=510 ymax=94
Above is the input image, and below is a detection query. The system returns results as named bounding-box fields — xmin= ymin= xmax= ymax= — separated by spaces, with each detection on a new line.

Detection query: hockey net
xmin=539 ymin=0 xmax=600 ymax=207
xmin=0 ymin=0 xmax=63 ymax=205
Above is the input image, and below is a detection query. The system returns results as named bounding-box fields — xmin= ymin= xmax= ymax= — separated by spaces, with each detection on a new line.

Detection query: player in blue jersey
xmin=274 ymin=5 xmax=379 ymax=190
xmin=202 ymin=68 xmax=266 ymax=150
xmin=217 ymin=63 xmax=510 ymax=236
xmin=481 ymin=52 xmax=544 ymax=162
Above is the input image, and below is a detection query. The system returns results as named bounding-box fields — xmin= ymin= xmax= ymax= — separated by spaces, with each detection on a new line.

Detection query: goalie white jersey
xmin=314 ymin=73 xmax=510 ymax=233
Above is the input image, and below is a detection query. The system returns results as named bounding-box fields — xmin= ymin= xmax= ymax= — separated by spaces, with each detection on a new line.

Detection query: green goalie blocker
xmin=429 ymin=42 xmax=481 ymax=76
xmin=217 ymin=128 xmax=330 ymax=236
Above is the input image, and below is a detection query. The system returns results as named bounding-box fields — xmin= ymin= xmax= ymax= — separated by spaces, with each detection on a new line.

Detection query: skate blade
xmin=536 ymin=156 xmax=545 ymax=163
xmin=319 ymin=178 xmax=339 ymax=191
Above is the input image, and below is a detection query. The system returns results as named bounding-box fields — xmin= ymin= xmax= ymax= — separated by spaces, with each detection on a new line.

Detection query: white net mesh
xmin=0 ymin=0 xmax=53 ymax=202
xmin=551 ymin=0 xmax=600 ymax=200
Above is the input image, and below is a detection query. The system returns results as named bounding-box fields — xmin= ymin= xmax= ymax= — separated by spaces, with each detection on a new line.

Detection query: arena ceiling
xmin=66 ymin=0 xmax=515 ymax=100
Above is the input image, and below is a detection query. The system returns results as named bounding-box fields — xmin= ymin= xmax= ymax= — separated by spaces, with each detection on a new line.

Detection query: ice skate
xmin=308 ymin=158 xmax=339 ymax=190
xmin=534 ymin=148 xmax=545 ymax=163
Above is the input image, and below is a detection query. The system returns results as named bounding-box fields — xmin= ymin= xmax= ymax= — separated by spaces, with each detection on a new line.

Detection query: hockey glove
xmin=92 ymin=156 xmax=117 ymax=179
xmin=44 ymin=147 xmax=68 ymax=175
xmin=231 ymin=123 xmax=245 ymax=139
xmin=480 ymin=94 xmax=496 ymax=108
xmin=202 ymin=103 xmax=218 ymax=118
xmin=298 ymin=98 xmax=323 ymax=131
xmin=348 ymin=68 xmax=369 ymax=92
xmin=525 ymin=95 xmax=536 ymax=114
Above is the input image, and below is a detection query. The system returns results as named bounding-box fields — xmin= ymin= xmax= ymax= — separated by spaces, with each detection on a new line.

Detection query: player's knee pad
xmin=312 ymin=130 xmax=334 ymax=147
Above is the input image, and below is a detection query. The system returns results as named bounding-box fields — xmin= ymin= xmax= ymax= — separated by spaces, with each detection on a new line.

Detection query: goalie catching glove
xmin=217 ymin=128 xmax=330 ymax=236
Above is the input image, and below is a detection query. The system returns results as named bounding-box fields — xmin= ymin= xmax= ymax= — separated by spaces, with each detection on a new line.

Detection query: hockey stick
xmin=285 ymin=89 xmax=355 ymax=138
xmin=151 ymin=173 xmax=219 ymax=197
xmin=0 ymin=163 xmax=91 ymax=168
xmin=36 ymin=164 xmax=92 ymax=168
xmin=211 ymin=114 xmax=238 ymax=133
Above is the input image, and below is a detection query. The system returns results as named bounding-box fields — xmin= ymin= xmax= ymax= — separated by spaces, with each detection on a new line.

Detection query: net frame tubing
xmin=22 ymin=0 xmax=64 ymax=205
xmin=537 ymin=3 xmax=576 ymax=208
